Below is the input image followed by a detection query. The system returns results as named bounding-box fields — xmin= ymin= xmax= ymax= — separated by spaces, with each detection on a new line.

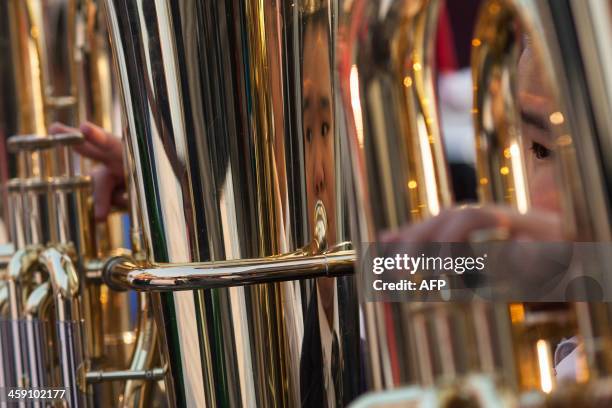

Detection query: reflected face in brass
xmin=518 ymin=40 xmax=561 ymax=214
xmin=303 ymin=14 xmax=337 ymax=244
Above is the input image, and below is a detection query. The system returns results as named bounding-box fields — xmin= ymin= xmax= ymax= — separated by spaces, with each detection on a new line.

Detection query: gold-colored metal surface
xmin=339 ymin=0 xmax=612 ymax=405
xmin=103 ymin=0 xmax=360 ymax=406
xmin=339 ymin=0 xmax=451 ymax=228
xmin=24 ymin=281 xmax=53 ymax=391
xmin=0 ymin=0 xmax=611 ymax=406
xmin=106 ymin=250 xmax=354 ymax=291
xmin=472 ymin=1 xmax=531 ymax=213
xmin=338 ymin=0 xmax=515 ymax=393
xmin=120 ymin=293 xmax=158 ymax=408
xmin=0 ymin=1 xmax=155 ymax=406
xmin=472 ymin=0 xmax=612 ymax=391
xmin=38 ymin=246 xmax=85 ymax=406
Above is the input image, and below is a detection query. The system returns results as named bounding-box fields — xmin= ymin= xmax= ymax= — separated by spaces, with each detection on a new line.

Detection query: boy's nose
xmin=314 ymin=156 xmax=325 ymax=196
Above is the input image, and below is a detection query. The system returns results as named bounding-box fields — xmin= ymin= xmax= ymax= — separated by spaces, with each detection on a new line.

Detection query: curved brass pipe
xmin=39 ymin=248 xmax=79 ymax=300
xmin=105 ymin=250 xmax=355 ymax=292
xmin=472 ymin=0 xmax=532 ymax=215
xmin=473 ymin=0 xmax=611 ymax=239
xmin=6 ymin=247 xmax=40 ymax=388
xmin=121 ymin=293 xmax=157 ymax=408
xmin=24 ymin=282 xmax=52 ymax=393
xmin=38 ymin=247 xmax=85 ymax=407
xmin=338 ymin=0 xmax=506 ymax=390
xmin=472 ymin=0 xmax=612 ymax=385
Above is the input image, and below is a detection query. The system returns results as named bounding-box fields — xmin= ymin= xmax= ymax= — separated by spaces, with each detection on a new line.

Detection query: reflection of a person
xmin=299 ymin=6 xmax=346 ymax=408
xmin=383 ymin=36 xmax=562 ymax=240
xmin=385 ymin=30 xmax=567 ymax=245
xmin=517 ymin=36 xmax=559 ymax=214
xmin=384 ymin=33 xmax=585 ymax=380
xmin=303 ymin=18 xmax=336 ymax=245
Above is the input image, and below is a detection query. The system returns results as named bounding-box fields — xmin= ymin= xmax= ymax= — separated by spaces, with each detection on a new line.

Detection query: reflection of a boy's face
xmin=303 ymin=20 xmax=336 ymax=244
xmin=518 ymin=41 xmax=560 ymax=213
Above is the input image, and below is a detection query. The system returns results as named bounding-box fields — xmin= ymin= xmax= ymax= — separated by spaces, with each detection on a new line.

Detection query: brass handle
xmin=103 ymin=250 xmax=355 ymax=292
xmin=102 ymin=199 xmax=355 ymax=292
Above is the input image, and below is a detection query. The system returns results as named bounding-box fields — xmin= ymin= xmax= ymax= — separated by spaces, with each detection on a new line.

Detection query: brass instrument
xmin=0 ymin=0 xmax=158 ymax=406
xmin=341 ymin=0 xmax=612 ymax=406
xmin=0 ymin=0 xmax=610 ymax=407
xmin=338 ymin=0 xmax=516 ymax=392
xmin=101 ymin=1 xmax=359 ymax=406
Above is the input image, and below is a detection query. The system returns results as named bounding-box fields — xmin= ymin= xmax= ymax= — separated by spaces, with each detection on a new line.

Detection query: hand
xmin=380 ymin=205 xmax=563 ymax=243
xmin=49 ymin=122 xmax=125 ymax=222
xmin=379 ymin=206 xmax=566 ymax=296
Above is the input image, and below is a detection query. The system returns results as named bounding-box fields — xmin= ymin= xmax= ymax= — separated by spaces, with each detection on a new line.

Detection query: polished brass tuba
xmin=340 ymin=0 xmax=612 ymax=405
xmin=1 ymin=0 xmax=612 ymax=406
xmin=101 ymin=0 xmax=360 ymax=406
xmin=338 ymin=0 xmax=517 ymax=393
xmin=0 ymin=0 xmax=162 ymax=406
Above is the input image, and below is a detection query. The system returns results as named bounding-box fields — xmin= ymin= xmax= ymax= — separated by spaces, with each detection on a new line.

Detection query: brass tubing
xmin=86 ymin=367 xmax=167 ymax=383
xmin=473 ymin=0 xmax=612 ymax=382
xmin=122 ymin=293 xmax=158 ymax=408
xmin=24 ymin=282 xmax=52 ymax=400
xmin=0 ymin=281 xmax=13 ymax=390
xmin=338 ymin=0 xmax=509 ymax=390
xmin=0 ymin=282 xmax=8 ymax=315
xmin=6 ymin=248 xmax=40 ymax=388
xmin=472 ymin=1 xmax=531 ymax=212
xmin=105 ymin=250 xmax=355 ymax=292
xmin=103 ymin=0 xmax=362 ymax=404
xmin=38 ymin=247 xmax=85 ymax=407
xmin=6 ymin=133 xmax=84 ymax=152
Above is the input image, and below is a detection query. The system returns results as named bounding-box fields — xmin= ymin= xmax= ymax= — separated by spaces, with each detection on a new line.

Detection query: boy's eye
xmin=530 ymin=141 xmax=552 ymax=160
xmin=321 ymin=122 xmax=329 ymax=137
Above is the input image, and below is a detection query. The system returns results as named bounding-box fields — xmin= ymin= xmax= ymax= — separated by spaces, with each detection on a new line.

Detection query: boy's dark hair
xmin=301 ymin=8 xmax=332 ymax=64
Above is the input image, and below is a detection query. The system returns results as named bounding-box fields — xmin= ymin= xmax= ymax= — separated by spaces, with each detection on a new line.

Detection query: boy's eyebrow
xmin=519 ymin=107 xmax=558 ymax=148
xmin=520 ymin=107 xmax=549 ymax=132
